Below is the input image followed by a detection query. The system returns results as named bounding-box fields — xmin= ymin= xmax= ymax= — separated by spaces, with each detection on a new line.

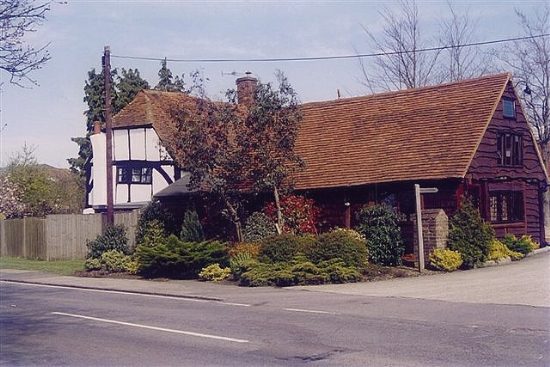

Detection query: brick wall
xmin=412 ymin=209 xmax=449 ymax=262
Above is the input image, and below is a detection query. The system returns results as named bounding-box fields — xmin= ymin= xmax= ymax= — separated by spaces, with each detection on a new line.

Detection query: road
xmin=1 ymin=254 xmax=549 ymax=366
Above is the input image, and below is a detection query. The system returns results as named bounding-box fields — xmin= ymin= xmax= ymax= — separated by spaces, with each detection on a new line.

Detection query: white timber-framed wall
xmin=86 ymin=125 xmax=179 ymax=212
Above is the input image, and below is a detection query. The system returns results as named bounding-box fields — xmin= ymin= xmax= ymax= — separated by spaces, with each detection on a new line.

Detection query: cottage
xmin=85 ymin=73 xmax=549 ymax=245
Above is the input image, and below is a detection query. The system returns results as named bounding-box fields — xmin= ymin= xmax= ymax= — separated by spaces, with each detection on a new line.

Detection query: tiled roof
xmin=111 ymin=74 xmax=512 ymax=190
xmin=112 ymin=90 xmax=197 ymax=158
xmin=293 ymin=73 xmax=510 ymax=189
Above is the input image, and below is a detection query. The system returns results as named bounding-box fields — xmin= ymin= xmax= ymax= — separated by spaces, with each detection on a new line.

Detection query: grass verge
xmin=0 ymin=257 xmax=84 ymax=276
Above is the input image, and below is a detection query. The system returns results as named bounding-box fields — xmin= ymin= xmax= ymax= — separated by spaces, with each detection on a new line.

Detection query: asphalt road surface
xmin=1 ymin=277 xmax=548 ymax=367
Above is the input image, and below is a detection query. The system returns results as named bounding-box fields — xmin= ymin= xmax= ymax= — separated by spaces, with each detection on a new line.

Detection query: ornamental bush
xmin=135 ymin=200 xmax=179 ymax=244
xmin=135 ymin=235 xmax=229 ymax=278
xmin=488 ymin=239 xmax=524 ymax=262
xmin=305 ymin=229 xmax=368 ymax=268
xmin=100 ymin=250 xmax=133 ymax=273
xmin=429 ymin=248 xmax=463 ymax=271
xmin=355 ymin=204 xmax=404 ymax=266
xmin=229 ymin=252 xmax=259 ymax=279
xmin=198 ymin=263 xmax=231 ymax=281
xmin=242 ymin=212 xmax=277 ymax=242
xmin=86 ymin=225 xmax=129 ymax=259
xmin=502 ymin=234 xmax=538 ymax=255
xmin=228 ymin=242 xmax=261 ymax=258
xmin=259 ymin=234 xmax=306 ymax=263
xmin=263 ymin=195 xmax=319 ymax=235
xmin=180 ymin=210 xmax=205 ymax=242
xmin=448 ymin=199 xmax=494 ymax=269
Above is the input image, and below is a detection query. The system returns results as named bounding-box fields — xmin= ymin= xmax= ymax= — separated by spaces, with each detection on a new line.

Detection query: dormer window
xmin=503 ymin=99 xmax=516 ymax=119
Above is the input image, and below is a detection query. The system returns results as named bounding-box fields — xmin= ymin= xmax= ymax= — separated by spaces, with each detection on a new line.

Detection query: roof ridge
xmin=301 ymin=72 xmax=511 ymax=108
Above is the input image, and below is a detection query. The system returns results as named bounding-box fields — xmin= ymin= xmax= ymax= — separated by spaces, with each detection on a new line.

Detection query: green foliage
xmin=135 ymin=200 xmax=179 ymax=244
xmin=139 ymin=220 xmax=166 ymax=247
xmin=84 ymin=258 xmax=102 ymax=271
xmin=448 ymin=199 xmax=494 ymax=269
xmin=429 ymin=248 xmax=463 ymax=271
xmin=100 ymin=250 xmax=133 ymax=273
xmin=502 ymin=234 xmax=538 ymax=255
xmin=198 ymin=264 xmax=231 ymax=282
xmin=135 ymin=235 xmax=229 ymax=278
xmin=488 ymin=239 xmax=524 ymax=262
xmin=229 ymin=252 xmax=259 ymax=279
xmin=243 ymin=212 xmax=277 ymax=242
xmin=228 ymin=242 xmax=261 ymax=258
xmin=86 ymin=225 xmax=129 ymax=259
xmin=155 ymin=58 xmax=186 ymax=92
xmin=305 ymin=229 xmax=368 ymax=268
xmin=356 ymin=204 xmax=404 ymax=266
xmin=259 ymin=234 xmax=306 ymax=263
xmin=238 ymin=257 xmax=361 ymax=287
xmin=180 ymin=210 xmax=205 ymax=242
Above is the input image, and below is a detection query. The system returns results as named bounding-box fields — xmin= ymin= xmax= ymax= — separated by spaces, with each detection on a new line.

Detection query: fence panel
xmin=45 ymin=214 xmax=103 ymax=260
xmin=114 ymin=210 xmax=140 ymax=249
xmin=1 ymin=219 xmax=25 ymax=257
xmin=24 ymin=218 xmax=46 ymax=260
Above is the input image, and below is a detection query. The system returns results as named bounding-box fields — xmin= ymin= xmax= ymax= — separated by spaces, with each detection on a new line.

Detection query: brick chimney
xmin=236 ymin=72 xmax=257 ymax=108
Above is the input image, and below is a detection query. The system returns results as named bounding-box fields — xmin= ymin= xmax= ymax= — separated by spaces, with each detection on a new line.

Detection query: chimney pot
xmin=236 ymin=72 xmax=257 ymax=108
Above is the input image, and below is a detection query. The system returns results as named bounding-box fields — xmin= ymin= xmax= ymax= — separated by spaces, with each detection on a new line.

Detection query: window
xmin=117 ymin=167 xmax=152 ymax=184
xmin=502 ymin=99 xmax=515 ymax=118
xmin=496 ymin=133 xmax=522 ymax=166
xmin=489 ymin=191 xmax=523 ymax=223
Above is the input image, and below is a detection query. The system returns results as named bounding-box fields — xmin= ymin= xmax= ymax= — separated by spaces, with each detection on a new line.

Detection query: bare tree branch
xmin=0 ymin=0 xmax=50 ymax=87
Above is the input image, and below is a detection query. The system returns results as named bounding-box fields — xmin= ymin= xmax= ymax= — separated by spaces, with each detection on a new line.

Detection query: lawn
xmin=0 ymin=257 xmax=85 ymax=276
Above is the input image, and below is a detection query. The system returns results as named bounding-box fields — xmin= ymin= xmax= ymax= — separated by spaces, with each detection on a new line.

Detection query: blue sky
xmin=1 ymin=0 xmax=546 ymax=168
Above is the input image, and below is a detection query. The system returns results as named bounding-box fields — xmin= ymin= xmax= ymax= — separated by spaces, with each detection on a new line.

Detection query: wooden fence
xmin=0 ymin=211 xmax=140 ymax=260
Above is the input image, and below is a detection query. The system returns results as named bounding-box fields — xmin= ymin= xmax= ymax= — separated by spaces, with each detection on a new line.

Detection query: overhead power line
xmin=112 ymin=33 xmax=550 ymax=63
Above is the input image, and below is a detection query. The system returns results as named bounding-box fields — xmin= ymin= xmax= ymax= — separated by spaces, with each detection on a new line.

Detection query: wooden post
xmin=103 ymin=46 xmax=114 ymax=226
xmin=414 ymin=184 xmax=425 ymax=272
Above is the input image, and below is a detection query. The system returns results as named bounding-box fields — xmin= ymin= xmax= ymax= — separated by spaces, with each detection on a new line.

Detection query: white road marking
xmin=283 ymin=308 xmax=335 ymax=315
xmin=1 ymin=281 xmax=251 ymax=307
xmin=51 ymin=312 xmax=249 ymax=343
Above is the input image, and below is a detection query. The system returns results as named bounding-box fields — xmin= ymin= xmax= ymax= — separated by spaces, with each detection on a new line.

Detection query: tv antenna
xmin=221 ymin=71 xmax=253 ymax=78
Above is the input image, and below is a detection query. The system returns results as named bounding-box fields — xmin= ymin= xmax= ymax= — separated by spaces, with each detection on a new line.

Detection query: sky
xmin=1 ymin=0 xmax=547 ymax=168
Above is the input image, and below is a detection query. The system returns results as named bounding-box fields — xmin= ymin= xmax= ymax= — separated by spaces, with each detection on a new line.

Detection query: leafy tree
xmin=69 ymin=67 xmax=149 ymax=177
xmin=155 ymin=58 xmax=185 ymax=92
xmin=5 ymin=144 xmax=82 ymax=217
xmin=239 ymin=72 xmax=304 ymax=233
xmin=0 ymin=175 xmax=25 ymax=219
xmin=0 ymin=0 xmax=50 ymax=86
xmin=180 ymin=210 xmax=205 ymax=242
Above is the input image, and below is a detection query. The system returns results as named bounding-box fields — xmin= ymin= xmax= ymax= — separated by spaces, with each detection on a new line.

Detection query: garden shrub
xmin=259 ymin=234 xmax=306 ymax=263
xmin=429 ymin=248 xmax=463 ymax=271
xmin=238 ymin=256 xmax=361 ymax=287
xmin=135 ymin=235 xmax=229 ymax=278
xmin=243 ymin=212 xmax=277 ymax=242
xmin=135 ymin=200 xmax=179 ymax=244
xmin=305 ymin=229 xmax=368 ymax=268
xmin=180 ymin=210 xmax=205 ymax=242
xmin=356 ymin=204 xmax=404 ymax=266
xmin=263 ymin=195 xmax=319 ymax=235
xmin=502 ymin=234 xmax=538 ymax=255
xmin=139 ymin=220 xmax=166 ymax=247
xmin=86 ymin=225 xmax=129 ymax=259
xmin=448 ymin=199 xmax=494 ymax=269
xmin=488 ymin=239 xmax=524 ymax=262
xmin=199 ymin=263 xmax=231 ymax=281
xmin=229 ymin=252 xmax=259 ymax=279
xmin=228 ymin=242 xmax=261 ymax=258
xmin=100 ymin=250 xmax=133 ymax=273
xmin=84 ymin=257 xmax=102 ymax=271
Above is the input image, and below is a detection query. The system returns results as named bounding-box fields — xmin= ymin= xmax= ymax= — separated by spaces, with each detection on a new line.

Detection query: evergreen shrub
xmin=305 ymin=229 xmax=368 ymax=268
xmin=180 ymin=210 xmax=205 ymax=242
xmin=242 ymin=212 xmax=277 ymax=242
xmin=198 ymin=263 xmax=231 ymax=281
xmin=502 ymin=234 xmax=538 ymax=255
xmin=356 ymin=204 xmax=404 ymax=266
xmin=100 ymin=250 xmax=134 ymax=273
xmin=259 ymin=234 xmax=306 ymax=263
xmin=448 ymin=199 xmax=494 ymax=269
xmin=429 ymin=248 xmax=463 ymax=271
xmin=86 ymin=225 xmax=129 ymax=259
xmin=488 ymin=239 xmax=524 ymax=261
xmin=135 ymin=200 xmax=179 ymax=243
xmin=228 ymin=242 xmax=261 ymax=258
xmin=135 ymin=235 xmax=228 ymax=278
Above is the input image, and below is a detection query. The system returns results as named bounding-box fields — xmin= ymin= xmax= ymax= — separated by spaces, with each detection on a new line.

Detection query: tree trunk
xmin=222 ymin=195 xmax=243 ymax=242
xmin=273 ymin=186 xmax=284 ymax=235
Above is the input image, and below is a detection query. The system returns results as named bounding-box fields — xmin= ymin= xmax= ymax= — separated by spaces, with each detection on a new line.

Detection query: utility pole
xmin=103 ymin=46 xmax=114 ymax=226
